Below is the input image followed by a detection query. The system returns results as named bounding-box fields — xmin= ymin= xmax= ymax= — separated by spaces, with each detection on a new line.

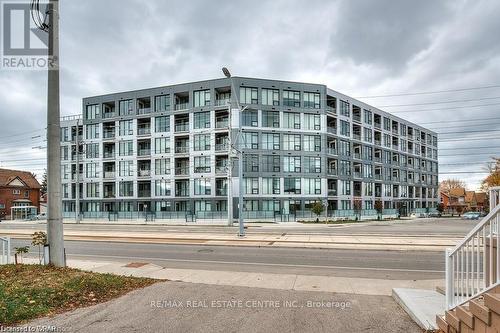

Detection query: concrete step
xmin=392 ymin=288 xmax=445 ymax=331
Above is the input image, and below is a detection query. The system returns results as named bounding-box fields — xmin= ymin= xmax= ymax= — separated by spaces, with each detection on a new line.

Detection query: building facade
xmin=0 ymin=168 xmax=41 ymax=220
xmin=60 ymin=77 xmax=439 ymax=220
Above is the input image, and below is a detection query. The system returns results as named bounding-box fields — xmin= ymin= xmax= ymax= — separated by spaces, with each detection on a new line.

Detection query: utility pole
xmin=226 ymin=100 xmax=233 ymax=227
xmin=46 ymin=0 xmax=65 ymax=266
xmin=75 ymin=119 xmax=81 ymax=223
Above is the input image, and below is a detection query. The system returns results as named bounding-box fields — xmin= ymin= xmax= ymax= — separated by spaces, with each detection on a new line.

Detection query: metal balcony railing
xmin=1 ymin=237 xmax=11 ymax=265
xmin=445 ymin=186 xmax=500 ymax=310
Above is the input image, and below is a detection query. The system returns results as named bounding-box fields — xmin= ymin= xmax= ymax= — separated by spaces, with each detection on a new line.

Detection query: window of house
xmin=193 ymin=90 xmax=211 ymax=107
xmin=340 ymin=180 xmax=351 ymax=195
xmin=119 ymin=181 xmax=134 ymax=197
xmin=304 ymin=157 xmax=321 ymax=173
xmin=240 ymin=87 xmax=258 ymax=104
xmin=155 ymin=179 xmax=172 ymax=196
xmin=340 ymin=100 xmax=350 ymax=117
xmin=155 ymin=116 xmax=170 ymax=132
xmin=85 ymin=163 xmax=99 ymax=178
xmin=193 ymin=111 xmax=211 ymax=129
xmin=194 ymin=178 xmax=211 ymax=195
xmin=304 ymin=178 xmax=321 ymax=195
xmin=86 ymin=124 xmax=100 ymax=139
xmin=261 ymin=133 xmax=280 ymax=150
xmin=119 ymin=140 xmax=133 ymax=156
xmin=155 ymin=137 xmax=171 ymax=154
xmin=85 ymin=143 xmax=99 ymax=159
xmin=262 ymin=177 xmax=280 ymax=195
xmin=119 ymin=100 xmax=133 ymax=116
xmin=85 ymin=104 xmax=100 ymax=120
xmin=243 ymin=154 xmax=259 ymax=172
xmin=119 ymin=160 xmax=134 ymax=176
xmin=283 ymin=156 xmax=301 ymax=173
xmin=244 ymin=178 xmax=259 ymax=194
xmin=303 ymin=92 xmax=320 ymax=109
xmin=194 ymin=134 xmax=211 ymax=151
xmin=262 ymin=111 xmax=280 ymax=127
xmin=194 ymin=156 xmax=211 ymax=173
xmin=242 ymin=132 xmax=259 ymax=149
xmin=364 ymin=110 xmax=372 ymax=124
xmin=284 ymin=178 xmax=301 ymax=194
xmin=339 ymin=140 xmax=351 ymax=156
xmin=303 ymin=135 xmax=321 ymax=152
xmin=155 ymin=158 xmax=171 ymax=175
xmin=304 ymin=114 xmax=321 ymax=130
xmin=262 ymin=88 xmax=279 ymax=106
xmin=283 ymin=112 xmax=300 ymax=129
xmin=340 ymin=120 xmax=350 ymax=136
xmin=119 ymin=120 xmax=133 ymax=136
xmin=283 ymin=134 xmax=301 ymax=151
xmin=86 ymin=183 xmax=99 ymax=198
xmin=283 ymin=90 xmax=300 ymax=107
xmin=262 ymin=155 xmax=280 ymax=172
xmin=242 ymin=110 xmax=258 ymax=127
xmin=155 ymin=95 xmax=170 ymax=112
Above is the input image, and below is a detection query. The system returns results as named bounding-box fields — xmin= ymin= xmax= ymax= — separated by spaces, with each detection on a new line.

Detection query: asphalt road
xmin=0 ymin=217 xmax=476 ymax=237
xmin=11 ymin=239 xmax=445 ymax=280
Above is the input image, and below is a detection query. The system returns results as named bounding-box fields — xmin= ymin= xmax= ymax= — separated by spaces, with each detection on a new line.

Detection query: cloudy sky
xmin=1 ymin=0 xmax=499 ymax=190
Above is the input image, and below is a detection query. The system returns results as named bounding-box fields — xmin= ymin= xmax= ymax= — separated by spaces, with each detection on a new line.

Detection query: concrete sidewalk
xmin=0 ymin=227 xmax=460 ymax=251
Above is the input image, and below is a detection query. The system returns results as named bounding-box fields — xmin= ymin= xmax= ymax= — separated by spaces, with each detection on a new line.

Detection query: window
xmin=364 ymin=110 xmax=372 ymax=125
xmin=85 ymin=104 xmax=100 ymax=120
xmin=304 ymin=178 xmax=321 ymax=195
xmin=383 ymin=117 xmax=391 ymax=131
xmin=155 ymin=95 xmax=170 ymax=112
xmin=242 ymin=110 xmax=258 ymax=127
xmin=119 ymin=120 xmax=133 ymax=136
xmin=340 ymin=160 xmax=351 ymax=176
xmin=262 ymin=178 xmax=280 ymax=195
xmin=303 ymin=92 xmax=320 ymax=109
xmin=85 ymin=143 xmax=99 ymax=159
xmin=339 ymin=140 xmax=351 ymax=156
xmin=193 ymin=90 xmax=211 ymax=107
xmin=155 ymin=158 xmax=171 ymax=175
xmin=262 ymin=200 xmax=280 ymax=212
xmin=119 ymin=181 xmax=133 ymax=197
xmin=283 ymin=134 xmax=301 ymax=151
xmin=155 ymin=137 xmax=171 ymax=154
xmin=262 ymin=88 xmax=279 ymax=106
xmin=283 ymin=156 xmax=301 ymax=173
xmin=262 ymin=111 xmax=280 ymax=127
xmin=194 ymin=134 xmax=211 ymax=151
xmin=282 ymin=90 xmax=300 ymax=107
xmin=304 ymin=157 xmax=321 ymax=173
xmin=262 ymin=155 xmax=280 ymax=172
xmin=243 ymin=154 xmax=259 ymax=172
xmin=340 ymin=101 xmax=350 ymax=117
xmin=340 ymin=120 xmax=350 ymax=136
xmin=283 ymin=112 xmax=300 ymax=129
xmin=304 ymin=114 xmax=321 ymax=130
xmin=261 ymin=133 xmax=280 ymax=150
xmin=86 ymin=163 xmax=98 ymax=178
xmin=194 ymin=178 xmax=211 ymax=195
xmin=363 ymin=128 xmax=372 ymax=143
xmin=194 ymin=156 xmax=211 ymax=173
xmin=60 ymin=127 xmax=69 ymax=142
xmin=242 ymin=132 xmax=258 ymax=149
xmin=363 ymin=164 xmax=373 ymax=178
xmin=119 ymin=140 xmax=133 ymax=156
xmin=119 ymin=100 xmax=133 ymax=116
xmin=119 ymin=160 xmax=134 ymax=176
xmin=244 ymin=178 xmax=259 ymax=194
xmin=240 ymin=87 xmax=258 ymax=104
xmin=155 ymin=179 xmax=171 ymax=196
xmin=86 ymin=124 xmax=99 ymax=139
xmin=284 ymin=178 xmax=301 ymax=194
xmin=12 ymin=189 xmax=20 ymax=195
xmin=340 ymin=180 xmax=351 ymax=195
xmin=194 ymin=111 xmax=210 ymax=129
xmin=303 ymin=135 xmax=321 ymax=152
xmin=86 ymin=183 xmax=100 ymax=198
xmin=155 ymin=116 xmax=170 ymax=132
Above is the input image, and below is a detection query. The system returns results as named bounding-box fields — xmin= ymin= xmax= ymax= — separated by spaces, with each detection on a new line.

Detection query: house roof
xmin=449 ymin=187 xmax=466 ymax=197
xmin=465 ymin=191 xmax=476 ymax=203
xmin=475 ymin=192 xmax=487 ymax=204
xmin=0 ymin=168 xmax=41 ymax=189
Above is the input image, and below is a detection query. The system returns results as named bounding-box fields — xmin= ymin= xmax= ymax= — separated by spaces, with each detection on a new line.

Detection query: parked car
xmin=35 ymin=212 xmax=47 ymax=220
xmin=462 ymin=212 xmax=481 ymax=220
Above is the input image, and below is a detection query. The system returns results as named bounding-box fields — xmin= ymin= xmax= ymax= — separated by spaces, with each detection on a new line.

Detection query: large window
xmin=243 ymin=154 xmax=259 ymax=172
xmin=262 ymin=111 xmax=280 ymax=127
xmin=119 ymin=140 xmax=133 ymax=156
xmin=242 ymin=132 xmax=258 ymax=149
xmin=194 ymin=156 xmax=211 ymax=173
xmin=85 ymin=163 xmax=98 ymax=178
xmin=86 ymin=183 xmax=99 ymax=198
xmin=155 ymin=158 xmax=171 ymax=175
xmin=303 ymin=135 xmax=321 ymax=152
xmin=119 ymin=120 xmax=133 ymax=136
xmin=262 ymin=155 xmax=280 ymax=172
xmin=119 ymin=181 xmax=133 ymax=197
xmin=155 ymin=179 xmax=171 ymax=196
xmin=304 ymin=114 xmax=321 ymax=130
xmin=304 ymin=157 xmax=321 ymax=173
xmin=194 ymin=134 xmax=211 ymax=151
xmin=303 ymin=92 xmax=320 ymax=109
xmin=283 ymin=90 xmax=300 ymax=107
xmin=283 ymin=134 xmax=301 ymax=151
xmin=155 ymin=137 xmax=171 ymax=154
xmin=304 ymin=178 xmax=321 ymax=195
xmin=284 ymin=178 xmax=301 ymax=194
xmin=155 ymin=95 xmax=170 ymax=112
xmin=262 ymin=178 xmax=280 ymax=195
xmin=194 ymin=111 xmax=210 ymax=129
xmin=364 ymin=110 xmax=372 ymax=125
xmin=240 ymin=87 xmax=258 ymax=104
xmin=261 ymin=133 xmax=280 ymax=150
xmin=283 ymin=156 xmax=301 ymax=173
xmin=244 ymin=178 xmax=259 ymax=194
xmin=119 ymin=160 xmax=133 ymax=176
xmin=340 ymin=120 xmax=350 ymax=136
xmin=339 ymin=140 xmax=351 ymax=156
xmin=242 ymin=110 xmax=258 ymax=127
xmin=194 ymin=178 xmax=211 ymax=195
xmin=85 ymin=104 xmax=100 ymax=120
xmin=155 ymin=116 xmax=170 ymax=132
xmin=283 ymin=112 xmax=300 ymax=129
xmin=364 ymin=128 xmax=372 ymax=143
xmin=85 ymin=143 xmax=99 ymax=159
xmin=86 ymin=124 xmax=99 ymax=139
xmin=340 ymin=100 xmax=350 ymax=117
xmin=119 ymin=100 xmax=133 ymax=116
xmin=193 ymin=90 xmax=211 ymax=107
xmin=262 ymin=88 xmax=279 ymax=106
xmin=340 ymin=160 xmax=351 ymax=176
xmin=340 ymin=180 xmax=351 ymax=195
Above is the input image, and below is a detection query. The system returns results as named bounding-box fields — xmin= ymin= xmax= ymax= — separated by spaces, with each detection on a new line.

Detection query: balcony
xmin=175 ymin=146 xmax=189 ymax=154
xmin=328 ymin=189 xmax=337 ymax=196
xmin=137 ymin=148 xmax=151 ymax=156
xmin=215 ymin=143 xmax=228 ymax=151
xmin=175 ymin=103 xmax=189 ymax=111
xmin=103 ymin=191 xmax=115 ymax=199
xmin=216 ymin=120 xmax=229 ymax=129
xmin=327 ymin=168 xmax=338 ymax=175
xmin=103 ymin=151 xmax=115 ymax=159
xmin=327 ymin=126 xmax=336 ymax=134
xmin=215 ymin=99 xmax=229 ymax=107
xmin=103 ymin=112 xmax=116 ymax=119
xmin=137 ymin=107 xmax=152 ymax=115
xmin=353 ymin=171 xmax=362 ymax=179
xmin=326 ymin=105 xmax=336 ymax=114
xmin=103 ymin=171 xmax=115 ymax=179
xmin=138 ymin=169 xmax=151 ymax=177
xmin=103 ymin=130 xmax=115 ymax=139
xmin=175 ymin=167 xmax=189 ymax=176
xmin=216 ymin=188 xmax=227 ymax=196
xmin=215 ymin=166 xmax=227 ymax=174
xmin=327 ymin=147 xmax=337 ymax=155
xmin=174 ymin=123 xmax=189 ymax=132
xmin=137 ymin=127 xmax=151 ymax=136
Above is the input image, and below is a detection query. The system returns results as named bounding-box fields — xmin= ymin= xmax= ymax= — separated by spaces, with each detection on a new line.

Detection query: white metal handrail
xmin=446 ymin=187 xmax=500 ymax=309
xmin=0 ymin=236 xmax=11 ymax=265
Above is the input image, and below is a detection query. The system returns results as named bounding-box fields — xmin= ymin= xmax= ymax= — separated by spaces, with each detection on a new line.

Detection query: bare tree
xmin=439 ymin=179 xmax=466 ymax=193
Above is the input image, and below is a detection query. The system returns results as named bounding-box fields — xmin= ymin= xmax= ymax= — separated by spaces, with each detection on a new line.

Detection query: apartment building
xmin=60 ymin=77 xmax=439 ymax=220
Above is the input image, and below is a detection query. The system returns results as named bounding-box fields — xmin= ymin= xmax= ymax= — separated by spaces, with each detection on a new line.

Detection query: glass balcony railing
xmin=103 ymin=171 xmax=115 ymax=179
xmin=137 ymin=107 xmax=152 ymax=115
xmin=215 ymin=143 xmax=228 ymax=151
xmin=215 ymin=99 xmax=230 ymax=106
xmin=103 ymin=131 xmax=115 ymax=139
xmin=175 ymin=167 xmax=189 ymax=175
xmin=175 ymin=146 xmax=189 ymax=154
xmin=216 ymin=120 xmax=229 ymax=129
xmin=175 ymin=123 xmax=189 ymax=132
xmin=103 ymin=112 xmax=116 ymax=119
xmin=137 ymin=127 xmax=151 ymax=135
xmin=103 ymin=151 xmax=115 ymax=159
xmin=137 ymin=148 xmax=151 ymax=156
xmin=138 ymin=169 xmax=151 ymax=177
xmin=175 ymin=103 xmax=189 ymax=110
xmin=104 ymin=192 xmax=116 ymax=198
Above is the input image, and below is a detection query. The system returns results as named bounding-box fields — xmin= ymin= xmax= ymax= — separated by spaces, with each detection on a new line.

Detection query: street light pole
xmin=222 ymin=67 xmax=245 ymax=237
xmin=46 ymin=0 xmax=65 ymax=266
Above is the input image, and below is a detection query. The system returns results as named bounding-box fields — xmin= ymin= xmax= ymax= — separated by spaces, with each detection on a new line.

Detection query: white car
xmin=35 ymin=213 xmax=47 ymax=220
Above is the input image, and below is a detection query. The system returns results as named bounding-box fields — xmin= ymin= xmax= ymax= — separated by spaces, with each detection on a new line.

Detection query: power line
xmin=356 ymin=84 xmax=500 ymax=99
xmin=379 ymin=96 xmax=500 ymax=108
xmin=390 ymin=102 xmax=500 ymax=114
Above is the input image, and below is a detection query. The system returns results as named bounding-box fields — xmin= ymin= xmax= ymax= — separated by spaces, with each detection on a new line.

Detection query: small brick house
xmin=0 ymin=168 xmax=41 ymax=220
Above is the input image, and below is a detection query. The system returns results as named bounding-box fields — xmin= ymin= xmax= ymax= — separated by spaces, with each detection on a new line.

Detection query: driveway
xmin=25 ymin=281 xmax=420 ymax=333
